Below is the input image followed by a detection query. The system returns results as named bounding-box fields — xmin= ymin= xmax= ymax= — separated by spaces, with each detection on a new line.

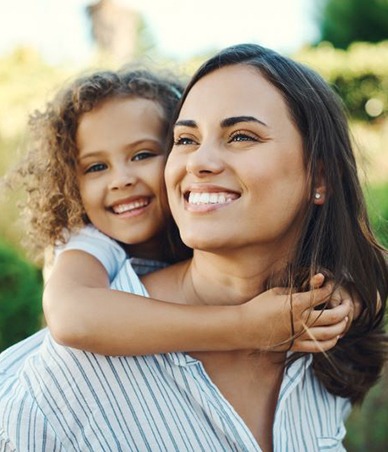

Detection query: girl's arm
xmin=44 ymin=250 xmax=351 ymax=356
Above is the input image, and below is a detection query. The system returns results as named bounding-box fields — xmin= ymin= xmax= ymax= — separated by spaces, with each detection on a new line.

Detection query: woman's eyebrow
xmin=221 ymin=116 xmax=268 ymax=128
xmin=174 ymin=119 xmax=197 ymax=128
xmin=174 ymin=116 xmax=267 ymax=130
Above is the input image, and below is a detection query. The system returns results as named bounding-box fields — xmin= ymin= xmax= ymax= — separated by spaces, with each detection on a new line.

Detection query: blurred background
xmin=0 ymin=0 xmax=387 ymax=449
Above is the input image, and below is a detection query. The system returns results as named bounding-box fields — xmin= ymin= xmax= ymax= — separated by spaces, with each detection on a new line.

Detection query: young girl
xmin=11 ymin=67 xmax=353 ymax=357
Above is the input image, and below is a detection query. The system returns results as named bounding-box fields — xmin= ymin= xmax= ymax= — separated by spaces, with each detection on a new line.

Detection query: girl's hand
xmin=325 ymin=284 xmax=362 ymax=336
xmin=239 ymin=274 xmax=352 ymax=353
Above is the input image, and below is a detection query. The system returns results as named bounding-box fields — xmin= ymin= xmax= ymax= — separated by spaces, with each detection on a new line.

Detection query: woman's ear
xmin=313 ymin=163 xmax=326 ymax=205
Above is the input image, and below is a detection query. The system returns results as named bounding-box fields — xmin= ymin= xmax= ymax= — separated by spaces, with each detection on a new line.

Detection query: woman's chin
xmin=181 ymin=234 xmax=226 ymax=252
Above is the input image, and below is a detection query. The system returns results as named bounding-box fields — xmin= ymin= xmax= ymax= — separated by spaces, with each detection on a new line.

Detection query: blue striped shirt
xmin=0 ymin=231 xmax=351 ymax=451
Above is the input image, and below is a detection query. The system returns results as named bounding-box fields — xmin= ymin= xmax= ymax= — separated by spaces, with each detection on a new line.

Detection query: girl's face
xmin=76 ymin=97 xmax=169 ymax=257
xmin=165 ymin=64 xmax=309 ymax=261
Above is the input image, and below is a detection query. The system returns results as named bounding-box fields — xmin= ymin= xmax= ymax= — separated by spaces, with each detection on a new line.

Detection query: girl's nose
xmin=186 ymin=142 xmax=225 ymax=177
xmin=108 ymin=166 xmax=137 ymax=190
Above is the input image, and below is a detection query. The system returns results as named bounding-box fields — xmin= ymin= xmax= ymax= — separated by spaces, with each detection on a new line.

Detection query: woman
xmin=1 ymin=44 xmax=386 ymax=451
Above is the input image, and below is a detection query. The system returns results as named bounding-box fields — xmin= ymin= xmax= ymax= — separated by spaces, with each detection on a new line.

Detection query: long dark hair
xmin=171 ymin=43 xmax=388 ymax=404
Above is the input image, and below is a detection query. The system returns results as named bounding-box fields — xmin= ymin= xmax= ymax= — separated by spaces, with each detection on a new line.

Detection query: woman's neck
xmin=180 ymin=248 xmax=288 ymax=307
xmin=142 ymin=244 xmax=292 ymax=309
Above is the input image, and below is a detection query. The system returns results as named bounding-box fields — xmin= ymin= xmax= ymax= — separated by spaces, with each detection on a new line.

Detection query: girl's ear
xmin=313 ymin=163 xmax=326 ymax=205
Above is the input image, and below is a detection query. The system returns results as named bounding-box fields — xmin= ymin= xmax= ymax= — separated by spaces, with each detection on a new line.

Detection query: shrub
xmin=0 ymin=240 xmax=43 ymax=352
xmin=345 ymin=182 xmax=388 ymax=450
xmin=345 ymin=371 xmax=388 ymax=451
xmin=295 ymin=41 xmax=388 ymax=121
xmin=365 ymin=183 xmax=388 ymax=248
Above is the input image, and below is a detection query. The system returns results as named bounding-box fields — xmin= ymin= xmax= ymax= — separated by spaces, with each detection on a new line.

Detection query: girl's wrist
xmin=231 ymin=303 xmax=258 ymax=350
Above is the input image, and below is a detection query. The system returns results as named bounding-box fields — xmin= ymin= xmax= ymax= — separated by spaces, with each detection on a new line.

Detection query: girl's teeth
xmin=113 ymin=199 xmax=148 ymax=214
xmin=188 ymin=192 xmax=234 ymax=205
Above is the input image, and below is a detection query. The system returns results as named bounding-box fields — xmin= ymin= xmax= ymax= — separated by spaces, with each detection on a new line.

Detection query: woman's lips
xmin=187 ymin=191 xmax=238 ymax=205
xmin=184 ymin=190 xmax=240 ymax=212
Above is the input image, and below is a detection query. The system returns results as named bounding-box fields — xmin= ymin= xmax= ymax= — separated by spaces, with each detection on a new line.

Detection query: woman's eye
xmin=85 ymin=163 xmax=107 ymax=174
xmin=174 ymin=137 xmax=196 ymax=146
xmin=229 ymin=132 xmax=258 ymax=143
xmin=132 ymin=151 xmax=155 ymax=162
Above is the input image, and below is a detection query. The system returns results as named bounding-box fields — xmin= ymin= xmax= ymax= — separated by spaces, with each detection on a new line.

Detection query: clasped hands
xmin=240 ymin=273 xmax=360 ymax=353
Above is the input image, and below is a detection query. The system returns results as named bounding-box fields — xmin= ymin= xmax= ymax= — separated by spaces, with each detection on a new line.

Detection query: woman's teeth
xmin=188 ymin=192 xmax=235 ymax=205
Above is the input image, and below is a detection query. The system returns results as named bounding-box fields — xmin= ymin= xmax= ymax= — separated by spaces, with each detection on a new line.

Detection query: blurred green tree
xmin=365 ymin=183 xmax=388 ymax=248
xmin=317 ymin=0 xmax=388 ymax=48
xmin=0 ymin=240 xmax=43 ymax=352
xmin=345 ymin=370 xmax=388 ymax=451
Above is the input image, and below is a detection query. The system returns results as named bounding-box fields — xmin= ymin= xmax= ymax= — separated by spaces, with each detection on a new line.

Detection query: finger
xmin=298 ymin=317 xmax=349 ymax=341
xmin=309 ymin=273 xmax=325 ymax=290
xmin=302 ymin=302 xmax=351 ymax=327
xmin=338 ymin=298 xmax=354 ymax=335
xmin=271 ymin=286 xmax=299 ymax=296
xmin=327 ymin=287 xmax=343 ymax=308
xmin=291 ymin=337 xmax=339 ymax=353
xmin=293 ymin=283 xmax=334 ymax=311
xmin=272 ymin=273 xmax=326 ymax=296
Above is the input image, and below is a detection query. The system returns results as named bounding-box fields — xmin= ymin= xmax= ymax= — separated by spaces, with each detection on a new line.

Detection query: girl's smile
xmin=109 ymin=196 xmax=152 ymax=216
xmin=76 ymin=97 xmax=169 ymax=252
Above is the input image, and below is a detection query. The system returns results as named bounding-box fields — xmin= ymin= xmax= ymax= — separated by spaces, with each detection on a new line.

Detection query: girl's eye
xmin=174 ymin=136 xmax=196 ymax=146
xmin=229 ymin=132 xmax=259 ymax=143
xmin=85 ymin=163 xmax=107 ymax=174
xmin=132 ymin=151 xmax=156 ymax=162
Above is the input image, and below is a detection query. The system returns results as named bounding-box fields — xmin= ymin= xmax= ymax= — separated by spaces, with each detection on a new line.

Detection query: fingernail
xmin=344 ymin=316 xmax=349 ymax=323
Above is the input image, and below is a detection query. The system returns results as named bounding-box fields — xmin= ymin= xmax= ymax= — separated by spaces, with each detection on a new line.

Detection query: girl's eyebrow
xmin=78 ymin=139 xmax=163 ymax=161
xmin=174 ymin=116 xmax=268 ymax=129
xmin=77 ymin=151 xmax=104 ymax=162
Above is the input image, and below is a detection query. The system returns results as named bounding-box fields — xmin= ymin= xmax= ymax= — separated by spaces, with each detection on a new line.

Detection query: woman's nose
xmin=108 ymin=166 xmax=137 ymax=190
xmin=186 ymin=142 xmax=224 ymax=176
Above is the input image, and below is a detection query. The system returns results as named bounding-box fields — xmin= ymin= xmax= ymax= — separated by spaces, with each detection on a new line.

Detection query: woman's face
xmin=165 ymin=64 xmax=309 ymax=259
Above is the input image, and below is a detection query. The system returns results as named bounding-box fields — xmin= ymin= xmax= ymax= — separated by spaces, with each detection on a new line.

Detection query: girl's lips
xmin=109 ymin=197 xmax=151 ymax=215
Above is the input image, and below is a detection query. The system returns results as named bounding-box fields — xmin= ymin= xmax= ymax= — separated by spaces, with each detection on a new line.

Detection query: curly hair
xmin=8 ymin=67 xmax=184 ymax=261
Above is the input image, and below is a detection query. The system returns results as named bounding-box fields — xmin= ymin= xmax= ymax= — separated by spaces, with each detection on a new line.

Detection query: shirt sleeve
xmin=54 ymin=225 xmax=127 ymax=282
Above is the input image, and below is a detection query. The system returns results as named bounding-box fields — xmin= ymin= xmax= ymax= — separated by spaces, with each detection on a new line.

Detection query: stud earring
xmin=314 ymin=192 xmax=321 ymax=200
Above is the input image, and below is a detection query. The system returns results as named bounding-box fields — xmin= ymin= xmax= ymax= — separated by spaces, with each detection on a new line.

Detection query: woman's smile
xmin=184 ymin=185 xmax=240 ymax=212
xmin=165 ymin=64 xmax=307 ymax=255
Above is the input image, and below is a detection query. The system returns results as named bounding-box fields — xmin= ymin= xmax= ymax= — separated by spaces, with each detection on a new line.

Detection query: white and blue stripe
xmin=0 ymin=229 xmax=351 ymax=451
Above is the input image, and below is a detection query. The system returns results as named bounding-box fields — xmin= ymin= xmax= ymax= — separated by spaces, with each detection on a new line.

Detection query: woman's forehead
xmin=178 ymin=65 xmax=291 ymax=130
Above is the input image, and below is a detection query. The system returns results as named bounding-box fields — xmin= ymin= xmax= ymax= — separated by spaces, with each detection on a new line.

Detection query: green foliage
xmin=0 ymin=240 xmax=43 ymax=352
xmin=365 ymin=183 xmax=388 ymax=248
xmin=345 ymin=370 xmax=388 ymax=451
xmin=345 ymin=182 xmax=388 ymax=450
xmin=317 ymin=0 xmax=388 ymax=49
xmin=295 ymin=42 xmax=388 ymax=120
